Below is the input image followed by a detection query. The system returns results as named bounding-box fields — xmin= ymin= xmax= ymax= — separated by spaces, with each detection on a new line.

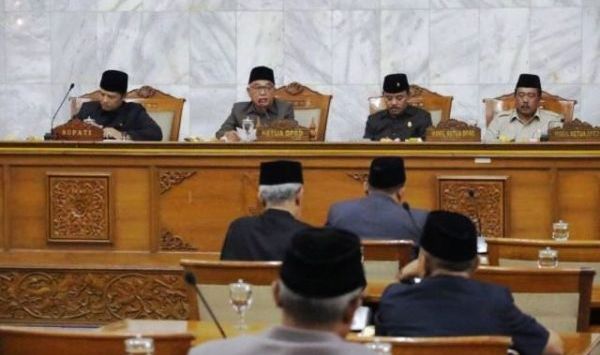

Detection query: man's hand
xmin=103 ymin=127 xmax=127 ymax=140
xmin=222 ymin=130 xmax=241 ymax=142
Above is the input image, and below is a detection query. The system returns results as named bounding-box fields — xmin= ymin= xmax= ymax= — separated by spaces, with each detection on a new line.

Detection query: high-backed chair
xmin=473 ymin=265 xmax=594 ymax=332
xmin=0 ymin=325 xmax=194 ymax=355
xmin=180 ymin=259 xmax=281 ymax=326
xmin=274 ymin=82 xmax=332 ymax=141
xmin=485 ymin=237 xmax=600 ymax=312
xmin=349 ymin=335 xmax=512 ymax=355
xmin=368 ymin=85 xmax=453 ymax=126
xmin=483 ymin=90 xmax=577 ymax=127
xmin=70 ymin=85 xmax=185 ymax=141
xmin=361 ymin=239 xmax=414 ymax=281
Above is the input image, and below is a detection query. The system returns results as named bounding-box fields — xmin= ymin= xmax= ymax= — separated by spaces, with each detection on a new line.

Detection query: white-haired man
xmin=220 ymin=160 xmax=311 ymax=260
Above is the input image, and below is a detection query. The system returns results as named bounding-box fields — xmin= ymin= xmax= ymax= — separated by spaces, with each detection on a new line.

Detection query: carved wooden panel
xmin=438 ymin=176 xmax=510 ymax=239
xmin=160 ymin=229 xmax=197 ymax=251
xmin=47 ymin=173 xmax=112 ymax=243
xmin=0 ymin=268 xmax=190 ymax=325
xmin=160 ymin=170 xmax=197 ymax=194
xmin=347 ymin=172 xmax=368 ymax=183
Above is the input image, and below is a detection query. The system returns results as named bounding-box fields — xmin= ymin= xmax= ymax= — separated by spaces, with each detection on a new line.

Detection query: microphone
xmin=402 ymin=202 xmax=423 ymax=237
xmin=468 ymin=189 xmax=487 ymax=253
xmin=45 ymin=83 xmax=75 ymax=140
xmin=184 ymin=272 xmax=227 ymax=339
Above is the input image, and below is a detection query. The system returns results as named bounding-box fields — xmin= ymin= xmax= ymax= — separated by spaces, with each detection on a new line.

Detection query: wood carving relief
xmin=0 ymin=268 xmax=190 ymax=325
xmin=47 ymin=174 xmax=111 ymax=243
xmin=160 ymin=171 xmax=197 ymax=194
xmin=242 ymin=172 xmax=261 ymax=216
xmin=160 ymin=230 xmax=197 ymax=251
xmin=347 ymin=173 xmax=368 ymax=183
xmin=438 ymin=177 xmax=508 ymax=239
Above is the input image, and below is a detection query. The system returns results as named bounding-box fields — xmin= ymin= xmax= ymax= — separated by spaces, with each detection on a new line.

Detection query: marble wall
xmin=0 ymin=0 xmax=599 ymax=141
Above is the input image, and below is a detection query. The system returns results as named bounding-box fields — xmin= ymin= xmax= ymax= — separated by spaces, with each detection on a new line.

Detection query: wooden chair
xmin=274 ymin=82 xmax=332 ymax=141
xmin=486 ymin=237 xmax=600 ymax=313
xmin=361 ymin=239 xmax=415 ymax=281
xmin=70 ymin=85 xmax=185 ymax=141
xmin=349 ymin=335 xmax=512 ymax=355
xmin=0 ymin=325 xmax=194 ymax=355
xmin=473 ymin=265 xmax=594 ymax=332
xmin=368 ymin=84 xmax=453 ymax=126
xmin=180 ymin=259 xmax=281 ymax=325
xmin=483 ymin=90 xmax=577 ymax=127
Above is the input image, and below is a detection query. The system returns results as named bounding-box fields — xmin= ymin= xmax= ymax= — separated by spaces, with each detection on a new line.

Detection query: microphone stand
xmin=45 ymin=83 xmax=75 ymax=140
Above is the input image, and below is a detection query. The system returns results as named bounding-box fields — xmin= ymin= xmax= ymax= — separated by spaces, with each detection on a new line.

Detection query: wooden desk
xmin=102 ymin=320 xmax=600 ymax=355
xmin=0 ymin=141 xmax=599 ymax=325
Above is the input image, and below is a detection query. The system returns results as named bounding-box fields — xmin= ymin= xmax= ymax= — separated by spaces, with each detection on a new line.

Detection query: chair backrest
xmin=274 ymin=82 xmax=332 ymax=141
xmin=0 ymin=325 xmax=194 ymax=355
xmin=70 ymin=86 xmax=185 ymax=141
xmin=368 ymin=85 xmax=453 ymax=126
xmin=483 ymin=90 xmax=577 ymax=127
xmin=473 ymin=265 xmax=594 ymax=332
xmin=180 ymin=259 xmax=282 ymax=325
xmin=350 ymin=335 xmax=512 ymax=355
xmin=361 ymin=239 xmax=415 ymax=281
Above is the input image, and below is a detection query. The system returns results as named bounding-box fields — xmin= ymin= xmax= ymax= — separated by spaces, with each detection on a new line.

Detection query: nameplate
xmin=548 ymin=119 xmax=600 ymax=142
xmin=52 ymin=119 xmax=103 ymax=141
xmin=256 ymin=119 xmax=311 ymax=141
xmin=426 ymin=119 xmax=481 ymax=142
xmin=257 ymin=127 xmax=310 ymax=141
xmin=426 ymin=129 xmax=481 ymax=142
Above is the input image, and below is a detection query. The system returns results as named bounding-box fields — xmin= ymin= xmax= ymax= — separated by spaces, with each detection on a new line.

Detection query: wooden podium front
xmin=0 ymin=141 xmax=599 ymax=325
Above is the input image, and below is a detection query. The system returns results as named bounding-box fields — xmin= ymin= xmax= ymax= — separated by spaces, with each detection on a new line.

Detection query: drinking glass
xmin=229 ymin=279 xmax=253 ymax=330
xmin=124 ymin=335 xmax=154 ymax=355
xmin=364 ymin=339 xmax=392 ymax=354
xmin=538 ymin=247 xmax=559 ymax=268
xmin=552 ymin=220 xmax=569 ymax=241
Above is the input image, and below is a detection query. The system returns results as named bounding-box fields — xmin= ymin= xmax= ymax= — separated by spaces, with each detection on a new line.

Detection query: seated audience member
xmin=190 ymin=227 xmax=374 ymax=355
xmin=326 ymin=157 xmax=427 ymax=244
xmin=364 ymin=73 xmax=432 ymax=141
xmin=484 ymin=73 xmax=563 ymax=143
xmin=375 ymin=210 xmax=564 ymax=355
xmin=76 ymin=70 xmax=163 ymax=141
xmin=220 ymin=160 xmax=311 ymax=260
xmin=216 ymin=66 xmax=295 ymax=141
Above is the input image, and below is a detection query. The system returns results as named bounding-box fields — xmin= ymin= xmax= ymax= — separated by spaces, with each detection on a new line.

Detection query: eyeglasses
xmin=248 ymin=85 xmax=274 ymax=93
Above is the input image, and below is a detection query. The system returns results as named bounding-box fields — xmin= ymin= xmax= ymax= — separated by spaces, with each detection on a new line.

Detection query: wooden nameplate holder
xmin=256 ymin=119 xmax=311 ymax=141
xmin=548 ymin=119 xmax=600 ymax=142
xmin=51 ymin=118 xmax=103 ymax=141
xmin=426 ymin=119 xmax=481 ymax=142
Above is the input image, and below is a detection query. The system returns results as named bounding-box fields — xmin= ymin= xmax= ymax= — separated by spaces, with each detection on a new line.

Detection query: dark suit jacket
xmin=76 ymin=101 xmax=162 ymax=141
xmin=220 ymin=209 xmax=310 ymax=261
xmin=215 ymin=99 xmax=295 ymax=139
xmin=375 ymin=275 xmax=550 ymax=355
xmin=325 ymin=192 xmax=427 ymax=244
xmin=364 ymin=105 xmax=432 ymax=141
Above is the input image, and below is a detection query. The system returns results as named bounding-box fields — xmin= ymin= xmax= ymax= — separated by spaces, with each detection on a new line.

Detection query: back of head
xmin=420 ymin=210 xmax=478 ymax=273
xmin=279 ymin=227 xmax=366 ymax=325
xmin=368 ymin=157 xmax=406 ymax=193
xmin=259 ymin=160 xmax=303 ymax=205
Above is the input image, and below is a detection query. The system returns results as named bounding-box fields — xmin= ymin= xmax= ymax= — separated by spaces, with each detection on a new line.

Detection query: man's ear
xmin=295 ymin=186 xmax=304 ymax=205
xmin=363 ymin=181 xmax=369 ymax=195
xmin=396 ymin=186 xmax=405 ymax=201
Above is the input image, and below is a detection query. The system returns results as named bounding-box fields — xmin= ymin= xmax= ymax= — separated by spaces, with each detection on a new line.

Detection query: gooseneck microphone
xmin=402 ymin=202 xmax=423 ymax=236
xmin=45 ymin=83 xmax=75 ymax=140
xmin=467 ymin=189 xmax=484 ymax=238
xmin=183 ymin=272 xmax=227 ymax=338
xmin=468 ymin=189 xmax=488 ymax=253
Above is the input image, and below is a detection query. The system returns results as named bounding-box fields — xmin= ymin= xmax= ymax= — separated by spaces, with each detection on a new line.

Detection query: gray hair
xmin=258 ymin=183 xmax=302 ymax=205
xmin=278 ymin=281 xmax=362 ymax=326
